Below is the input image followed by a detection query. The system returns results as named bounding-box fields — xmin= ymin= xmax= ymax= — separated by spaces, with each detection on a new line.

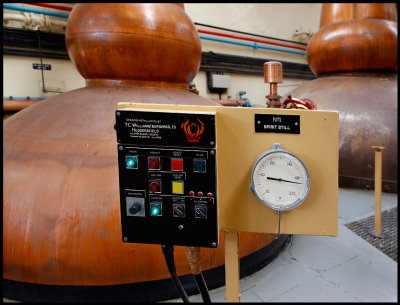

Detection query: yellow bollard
xmin=369 ymin=146 xmax=387 ymax=238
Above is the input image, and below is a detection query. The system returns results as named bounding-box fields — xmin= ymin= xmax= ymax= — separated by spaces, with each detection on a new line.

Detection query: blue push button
xmin=193 ymin=159 xmax=206 ymax=173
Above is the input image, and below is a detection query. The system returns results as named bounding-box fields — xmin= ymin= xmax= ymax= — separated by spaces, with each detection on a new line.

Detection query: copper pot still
xmin=3 ymin=3 xmax=279 ymax=301
xmin=286 ymin=3 xmax=397 ymax=192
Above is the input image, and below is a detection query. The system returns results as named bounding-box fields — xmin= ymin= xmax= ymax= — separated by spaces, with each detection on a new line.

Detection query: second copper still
xmin=286 ymin=3 xmax=397 ymax=192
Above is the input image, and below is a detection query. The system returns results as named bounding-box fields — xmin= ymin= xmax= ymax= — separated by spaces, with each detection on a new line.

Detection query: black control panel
xmin=115 ymin=109 xmax=218 ymax=248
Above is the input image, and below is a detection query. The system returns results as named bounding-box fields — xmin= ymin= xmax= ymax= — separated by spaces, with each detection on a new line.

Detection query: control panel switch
xmin=195 ymin=204 xmax=207 ymax=219
xmin=126 ymin=197 xmax=145 ymax=217
xmin=173 ymin=204 xmax=185 ymax=218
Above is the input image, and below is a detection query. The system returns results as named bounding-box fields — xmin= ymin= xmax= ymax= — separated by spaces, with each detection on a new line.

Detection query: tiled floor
xmin=171 ymin=188 xmax=398 ymax=302
xmin=4 ymin=188 xmax=398 ymax=303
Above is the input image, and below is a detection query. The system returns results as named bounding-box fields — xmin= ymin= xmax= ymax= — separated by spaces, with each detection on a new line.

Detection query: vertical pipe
xmin=36 ymin=28 xmax=46 ymax=92
xmin=372 ymin=146 xmax=385 ymax=235
xmin=270 ymin=83 xmax=277 ymax=95
xmin=224 ymin=230 xmax=240 ymax=302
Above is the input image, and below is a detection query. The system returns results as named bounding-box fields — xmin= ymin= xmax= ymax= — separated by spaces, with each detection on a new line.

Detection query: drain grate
xmin=345 ymin=207 xmax=397 ymax=262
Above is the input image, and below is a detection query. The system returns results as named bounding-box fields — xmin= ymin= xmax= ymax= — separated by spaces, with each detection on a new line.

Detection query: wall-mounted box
xmin=209 ymin=74 xmax=231 ymax=89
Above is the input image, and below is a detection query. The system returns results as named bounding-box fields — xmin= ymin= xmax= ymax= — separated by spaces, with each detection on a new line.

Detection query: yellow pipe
xmin=371 ymin=146 xmax=385 ymax=235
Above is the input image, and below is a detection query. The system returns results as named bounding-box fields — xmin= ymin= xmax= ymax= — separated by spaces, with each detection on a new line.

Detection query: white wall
xmin=3 ymin=3 xmax=322 ymax=107
xmin=185 ymin=3 xmax=322 ymax=107
xmin=3 ymin=55 xmax=85 ymax=98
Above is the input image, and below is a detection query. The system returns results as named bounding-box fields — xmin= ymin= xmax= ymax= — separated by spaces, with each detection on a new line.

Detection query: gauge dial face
xmin=251 ymin=147 xmax=310 ymax=211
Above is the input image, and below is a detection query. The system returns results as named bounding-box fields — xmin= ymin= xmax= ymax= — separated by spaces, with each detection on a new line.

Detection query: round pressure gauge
xmin=250 ymin=143 xmax=310 ymax=212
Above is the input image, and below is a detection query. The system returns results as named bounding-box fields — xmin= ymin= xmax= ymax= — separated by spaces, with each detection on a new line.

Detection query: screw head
xmin=123 ymin=237 xmax=128 ymax=241
xmin=119 ymin=146 xmax=123 ymax=150
xmin=212 ymin=242 xmax=217 ymax=247
xmin=210 ymin=150 xmax=215 ymax=155
xmin=116 ymin=112 xmax=120 ymax=116
xmin=210 ymin=141 xmax=215 ymax=146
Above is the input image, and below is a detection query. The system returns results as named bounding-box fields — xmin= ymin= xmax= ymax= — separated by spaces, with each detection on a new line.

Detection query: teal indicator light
xmin=126 ymin=156 xmax=138 ymax=169
xmin=150 ymin=203 xmax=162 ymax=216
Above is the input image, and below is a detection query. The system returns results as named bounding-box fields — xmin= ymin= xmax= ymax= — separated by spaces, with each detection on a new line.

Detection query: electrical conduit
xmin=198 ymin=29 xmax=307 ymax=51
xmin=199 ymin=35 xmax=306 ymax=55
xmin=25 ymin=3 xmax=73 ymax=12
xmin=3 ymin=4 xmax=70 ymax=18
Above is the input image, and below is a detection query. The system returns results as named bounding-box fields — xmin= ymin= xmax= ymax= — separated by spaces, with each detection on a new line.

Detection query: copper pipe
xmin=270 ymin=83 xmax=277 ymax=95
xmin=3 ymin=99 xmax=42 ymax=111
xmin=212 ymin=99 xmax=247 ymax=107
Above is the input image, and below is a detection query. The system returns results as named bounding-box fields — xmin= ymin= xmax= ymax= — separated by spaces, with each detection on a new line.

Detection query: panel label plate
xmin=255 ymin=114 xmax=300 ymax=134
xmin=116 ymin=110 xmax=215 ymax=148
xmin=33 ymin=63 xmax=51 ymax=70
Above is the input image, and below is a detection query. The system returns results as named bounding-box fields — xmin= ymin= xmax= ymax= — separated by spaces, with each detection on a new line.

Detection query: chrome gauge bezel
xmin=250 ymin=143 xmax=311 ymax=212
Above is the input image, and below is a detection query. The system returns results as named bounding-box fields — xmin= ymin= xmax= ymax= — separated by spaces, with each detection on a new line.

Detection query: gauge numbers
xmin=251 ymin=144 xmax=310 ymax=212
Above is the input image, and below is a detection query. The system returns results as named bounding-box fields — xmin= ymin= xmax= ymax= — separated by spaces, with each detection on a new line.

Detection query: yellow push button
xmin=172 ymin=181 xmax=184 ymax=194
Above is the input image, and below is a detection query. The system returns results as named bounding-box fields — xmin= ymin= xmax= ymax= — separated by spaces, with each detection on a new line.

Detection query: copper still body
xmin=3 ymin=4 xmax=281 ymax=302
xmin=286 ymin=3 xmax=397 ymax=192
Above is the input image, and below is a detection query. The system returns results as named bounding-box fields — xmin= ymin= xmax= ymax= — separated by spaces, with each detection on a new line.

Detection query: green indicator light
xmin=151 ymin=207 xmax=160 ymax=216
xmin=126 ymin=156 xmax=138 ymax=169
xmin=150 ymin=203 xmax=162 ymax=216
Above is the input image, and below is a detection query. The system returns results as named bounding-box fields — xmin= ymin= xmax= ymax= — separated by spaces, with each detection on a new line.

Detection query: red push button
xmin=149 ymin=180 xmax=161 ymax=193
xmin=189 ymin=191 xmax=195 ymax=197
xmin=148 ymin=157 xmax=160 ymax=170
xmin=197 ymin=191 xmax=203 ymax=197
xmin=207 ymin=192 xmax=213 ymax=198
xmin=171 ymin=158 xmax=183 ymax=171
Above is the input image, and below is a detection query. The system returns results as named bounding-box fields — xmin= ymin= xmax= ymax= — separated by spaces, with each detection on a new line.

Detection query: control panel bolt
xmin=210 ymin=141 xmax=215 ymax=146
xmin=116 ymin=112 xmax=120 ymax=116
xmin=210 ymin=150 xmax=215 ymax=155
xmin=119 ymin=146 xmax=123 ymax=150
xmin=123 ymin=237 xmax=127 ymax=241
xmin=212 ymin=242 xmax=216 ymax=247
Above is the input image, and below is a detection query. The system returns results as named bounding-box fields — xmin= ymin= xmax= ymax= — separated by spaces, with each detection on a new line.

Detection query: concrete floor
xmin=171 ymin=188 xmax=398 ymax=303
xmin=4 ymin=188 xmax=398 ymax=303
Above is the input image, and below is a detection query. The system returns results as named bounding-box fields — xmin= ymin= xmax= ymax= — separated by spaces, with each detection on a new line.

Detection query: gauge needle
xmin=266 ymin=176 xmax=302 ymax=184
